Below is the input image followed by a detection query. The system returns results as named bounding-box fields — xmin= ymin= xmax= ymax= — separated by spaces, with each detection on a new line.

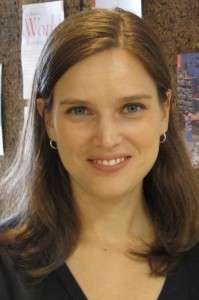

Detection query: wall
xmin=0 ymin=0 xmax=198 ymax=175
xmin=143 ymin=0 xmax=199 ymax=92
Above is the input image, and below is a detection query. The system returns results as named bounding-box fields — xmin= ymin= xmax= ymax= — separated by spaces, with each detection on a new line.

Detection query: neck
xmin=71 ymin=182 xmax=155 ymax=250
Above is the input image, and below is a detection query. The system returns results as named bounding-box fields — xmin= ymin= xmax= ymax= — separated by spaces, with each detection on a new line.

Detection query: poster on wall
xmin=91 ymin=0 xmax=142 ymax=17
xmin=0 ymin=64 xmax=4 ymax=156
xmin=177 ymin=52 xmax=199 ymax=168
xmin=21 ymin=0 xmax=64 ymax=100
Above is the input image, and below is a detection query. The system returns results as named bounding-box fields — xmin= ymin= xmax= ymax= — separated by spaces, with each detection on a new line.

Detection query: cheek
xmin=130 ymin=120 xmax=161 ymax=166
xmin=54 ymin=124 xmax=89 ymax=163
xmin=128 ymin=117 xmax=161 ymax=144
xmin=141 ymin=133 xmax=161 ymax=170
xmin=57 ymin=130 xmax=79 ymax=152
xmin=141 ymin=129 xmax=161 ymax=156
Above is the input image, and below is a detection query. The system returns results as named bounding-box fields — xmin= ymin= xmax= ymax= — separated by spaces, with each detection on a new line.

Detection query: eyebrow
xmin=59 ymin=94 xmax=152 ymax=105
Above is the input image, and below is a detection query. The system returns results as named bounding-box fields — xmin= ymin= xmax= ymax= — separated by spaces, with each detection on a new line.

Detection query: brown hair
xmin=0 ymin=8 xmax=199 ymax=280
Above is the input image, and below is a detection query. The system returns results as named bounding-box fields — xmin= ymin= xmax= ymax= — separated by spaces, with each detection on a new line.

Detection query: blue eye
xmin=123 ymin=103 xmax=144 ymax=113
xmin=66 ymin=106 xmax=88 ymax=116
xmin=65 ymin=103 xmax=145 ymax=116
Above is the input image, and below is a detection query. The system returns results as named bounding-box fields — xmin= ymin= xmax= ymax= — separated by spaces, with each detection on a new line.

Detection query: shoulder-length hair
xmin=0 ymin=8 xmax=199 ymax=279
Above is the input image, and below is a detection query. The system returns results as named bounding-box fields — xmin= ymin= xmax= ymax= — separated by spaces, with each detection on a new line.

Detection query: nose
xmin=92 ymin=115 xmax=123 ymax=148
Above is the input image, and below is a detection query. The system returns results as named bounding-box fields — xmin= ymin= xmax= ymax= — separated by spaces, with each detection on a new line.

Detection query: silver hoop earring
xmin=50 ymin=139 xmax=57 ymax=150
xmin=160 ymin=133 xmax=167 ymax=144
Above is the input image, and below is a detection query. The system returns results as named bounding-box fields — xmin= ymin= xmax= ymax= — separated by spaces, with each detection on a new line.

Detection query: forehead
xmin=53 ymin=48 xmax=157 ymax=101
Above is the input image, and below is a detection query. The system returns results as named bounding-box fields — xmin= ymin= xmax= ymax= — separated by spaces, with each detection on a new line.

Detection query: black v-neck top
xmin=0 ymin=242 xmax=199 ymax=300
xmin=0 ymin=215 xmax=199 ymax=299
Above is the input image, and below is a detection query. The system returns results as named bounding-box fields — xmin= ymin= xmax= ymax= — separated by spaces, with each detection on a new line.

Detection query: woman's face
xmin=38 ymin=48 xmax=170 ymax=201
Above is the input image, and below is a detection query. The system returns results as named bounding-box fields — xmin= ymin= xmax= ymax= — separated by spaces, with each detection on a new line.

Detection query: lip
xmin=88 ymin=156 xmax=131 ymax=173
xmin=88 ymin=154 xmax=132 ymax=160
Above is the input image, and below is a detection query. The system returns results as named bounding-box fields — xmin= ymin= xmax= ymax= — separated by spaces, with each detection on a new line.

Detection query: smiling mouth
xmin=89 ymin=156 xmax=130 ymax=165
xmin=88 ymin=156 xmax=131 ymax=173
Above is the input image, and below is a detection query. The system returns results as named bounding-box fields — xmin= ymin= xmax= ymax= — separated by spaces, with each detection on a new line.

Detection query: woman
xmin=0 ymin=8 xmax=199 ymax=300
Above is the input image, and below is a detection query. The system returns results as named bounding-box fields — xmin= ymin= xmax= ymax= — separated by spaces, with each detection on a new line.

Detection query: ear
xmin=160 ymin=89 xmax=172 ymax=134
xmin=36 ymin=98 xmax=56 ymax=141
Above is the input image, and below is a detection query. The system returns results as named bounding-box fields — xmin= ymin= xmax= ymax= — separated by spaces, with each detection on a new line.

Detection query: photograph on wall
xmin=21 ymin=0 xmax=64 ymax=100
xmin=91 ymin=0 xmax=142 ymax=17
xmin=177 ymin=52 xmax=199 ymax=168
xmin=0 ymin=64 xmax=4 ymax=156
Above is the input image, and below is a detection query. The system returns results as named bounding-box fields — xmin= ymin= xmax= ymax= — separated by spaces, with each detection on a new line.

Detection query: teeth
xmin=93 ymin=157 xmax=126 ymax=166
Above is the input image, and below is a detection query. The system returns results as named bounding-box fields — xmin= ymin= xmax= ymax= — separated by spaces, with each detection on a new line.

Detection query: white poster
xmin=21 ymin=1 xmax=64 ymax=100
xmin=0 ymin=64 xmax=4 ymax=156
xmin=92 ymin=0 xmax=142 ymax=17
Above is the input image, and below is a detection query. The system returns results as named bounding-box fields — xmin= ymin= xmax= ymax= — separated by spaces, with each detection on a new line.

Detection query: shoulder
xmin=0 ymin=249 xmax=72 ymax=300
xmin=0 ymin=216 xmax=72 ymax=300
xmin=0 ymin=253 xmax=12 ymax=299
xmin=182 ymin=243 xmax=199 ymax=298
xmin=0 ymin=215 xmax=31 ymax=299
xmin=0 ymin=248 xmax=31 ymax=299
xmin=183 ymin=242 xmax=199 ymax=282
xmin=183 ymin=242 xmax=199 ymax=268
xmin=169 ymin=242 xmax=199 ymax=298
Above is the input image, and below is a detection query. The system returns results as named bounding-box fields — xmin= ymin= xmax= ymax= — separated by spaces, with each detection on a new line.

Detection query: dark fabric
xmin=0 ymin=243 xmax=199 ymax=300
xmin=0 ymin=217 xmax=199 ymax=299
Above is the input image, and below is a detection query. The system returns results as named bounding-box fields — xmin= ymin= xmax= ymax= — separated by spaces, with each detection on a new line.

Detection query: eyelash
xmin=65 ymin=103 xmax=146 ymax=117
